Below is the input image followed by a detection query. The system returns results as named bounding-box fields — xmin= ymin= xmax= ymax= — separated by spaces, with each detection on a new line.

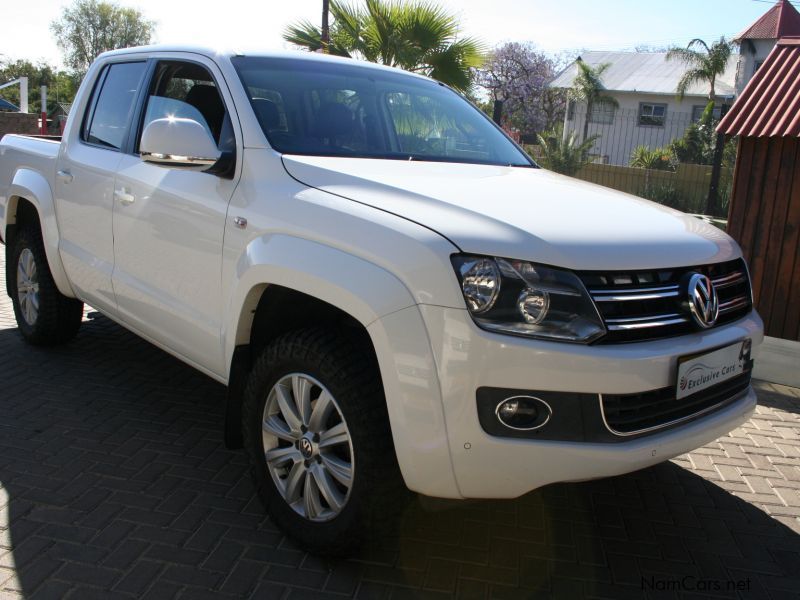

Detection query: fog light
xmin=495 ymin=396 xmax=552 ymax=431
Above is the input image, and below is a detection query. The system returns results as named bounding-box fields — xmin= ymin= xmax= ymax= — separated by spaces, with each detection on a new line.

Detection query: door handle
xmin=56 ymin=169 xmax=73 ymax=184
xmin=114 ymin=188 xmax=135 ymax=206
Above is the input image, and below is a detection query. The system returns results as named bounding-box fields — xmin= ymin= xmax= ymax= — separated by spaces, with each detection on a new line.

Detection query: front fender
xmin=222 ymin=233 xmax=461 ymax=498
xmin=6 ymin=169 xmax=75 ymax=297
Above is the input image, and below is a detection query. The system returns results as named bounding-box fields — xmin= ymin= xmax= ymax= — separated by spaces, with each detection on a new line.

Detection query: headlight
xmin=451 ymin=255 xmax=606 ymax=343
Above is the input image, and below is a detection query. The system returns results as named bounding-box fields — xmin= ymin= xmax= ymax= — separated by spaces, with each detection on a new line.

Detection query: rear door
xmin=111 ymin=56 xmax=240 ymax=377
xmin=55 ymin=61 xmax=147 ymax=313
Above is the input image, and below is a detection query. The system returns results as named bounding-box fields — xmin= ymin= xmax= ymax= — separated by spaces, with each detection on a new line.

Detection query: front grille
xmin=579 ymin=259 xmax=752 ymax=343
xmin=601 ymin=372 xmax=751 ymax=435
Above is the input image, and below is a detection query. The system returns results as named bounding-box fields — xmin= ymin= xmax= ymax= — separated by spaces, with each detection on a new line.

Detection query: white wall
xmin=736 ymin=39 xmax=777 ymax=95
xmin=564 ymin=91 xmax=713 ymax=166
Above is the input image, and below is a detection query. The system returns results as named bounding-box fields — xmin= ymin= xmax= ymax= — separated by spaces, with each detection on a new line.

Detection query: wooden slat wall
xmin=728 ymin=137 xmax=800 ymax=341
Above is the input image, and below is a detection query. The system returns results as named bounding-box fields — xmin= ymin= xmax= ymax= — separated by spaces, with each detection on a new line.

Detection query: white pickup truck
xmin=0 ymin=45 xmax=762 ymax=554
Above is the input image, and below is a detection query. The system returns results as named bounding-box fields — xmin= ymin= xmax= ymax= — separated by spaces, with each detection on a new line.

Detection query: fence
xmin=527 ymin=105 xmax=735 ymax=216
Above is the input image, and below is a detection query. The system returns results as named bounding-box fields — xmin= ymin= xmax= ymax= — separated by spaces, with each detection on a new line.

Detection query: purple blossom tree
xmin=476 ymin=42 xmax=566 ymax=136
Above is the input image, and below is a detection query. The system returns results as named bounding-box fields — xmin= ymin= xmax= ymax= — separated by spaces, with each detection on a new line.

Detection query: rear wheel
xmin=242 ymin=328 xmax=406 ymax=555
xmin=8 ymin=227 xmax=83 ymax=345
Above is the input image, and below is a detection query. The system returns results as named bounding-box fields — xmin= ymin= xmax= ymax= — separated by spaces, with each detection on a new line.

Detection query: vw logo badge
xmin=299 ymin=438 xmax=314 ymax=458
xmin=686 ymin=273 xmax=719 ymax=329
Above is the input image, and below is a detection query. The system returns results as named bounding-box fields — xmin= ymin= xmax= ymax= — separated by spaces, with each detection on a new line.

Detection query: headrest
xmin=252 ymin=98 xmax=281 ymax=130
xmin=314 ymin=103 xmax=355 ymax=138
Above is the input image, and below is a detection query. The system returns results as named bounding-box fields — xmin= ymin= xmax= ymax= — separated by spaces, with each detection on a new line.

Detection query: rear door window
xmin=83 ymin=62 xmax=147 ymax=150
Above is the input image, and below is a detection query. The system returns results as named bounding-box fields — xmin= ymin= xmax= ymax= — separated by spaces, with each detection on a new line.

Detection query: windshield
xmin=232 ymin=56 xmax=533 ymax=167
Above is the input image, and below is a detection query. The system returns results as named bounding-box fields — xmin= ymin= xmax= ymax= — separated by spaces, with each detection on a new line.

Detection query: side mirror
xmin=140 ymin=117 xmax=221 ymax=170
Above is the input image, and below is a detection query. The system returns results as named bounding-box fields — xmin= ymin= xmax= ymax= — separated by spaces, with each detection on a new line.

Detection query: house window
xmin=639 ymin=103 xmax=667 ymax=127
xmin=566 ymin=100 xmax=575 ymax=121
xmin=754 ymin=60 xmax=765 ymax=75
xmin=589 ymin=99 xmax=615 ymax=124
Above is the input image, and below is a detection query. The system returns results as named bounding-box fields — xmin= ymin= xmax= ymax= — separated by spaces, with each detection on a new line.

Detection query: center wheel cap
xmin=299 ymin=437 xmax=314 ymax=459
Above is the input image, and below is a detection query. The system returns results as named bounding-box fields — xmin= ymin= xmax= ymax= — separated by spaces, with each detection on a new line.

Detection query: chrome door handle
xmin=56 ymin=169 xmax=73 ymax=184
xmin=114 ymin=188 xmax=135 ymax=205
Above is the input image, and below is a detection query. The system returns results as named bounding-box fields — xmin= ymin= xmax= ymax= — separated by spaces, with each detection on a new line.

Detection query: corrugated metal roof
xmin=718 ymin=38 xmax=800 ymax=137
xmin=735 ymin=0 xmax=800 ymax=41
xmin=549 ymin=51 xmax=738 ymax=97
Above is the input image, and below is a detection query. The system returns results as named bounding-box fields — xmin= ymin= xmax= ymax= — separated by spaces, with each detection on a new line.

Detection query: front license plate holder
xmin=677 ymin=339 xmax=752 ymax=400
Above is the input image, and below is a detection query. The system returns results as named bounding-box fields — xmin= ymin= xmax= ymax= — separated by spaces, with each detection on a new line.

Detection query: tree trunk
xmin=321 ymin=0 xmax=330 ymax=53
xmin=583 ymin=100 xmax=592 ymax=142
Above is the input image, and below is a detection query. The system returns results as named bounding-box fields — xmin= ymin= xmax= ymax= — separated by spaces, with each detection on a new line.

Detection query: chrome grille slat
xmin=605 ymin=313 xmax=685 ymax=324
xmin=712 ymin=272 xmax=747 ymax=288
xmin=719 ymin=295 xmax=750 ymax=314
xmin=592 ymin=289 xmax=680 ymax=302
xmin=607 ymin=317 xmax=688 ymax=331
xmin=589 ymin=284 xmax=679 ymax=295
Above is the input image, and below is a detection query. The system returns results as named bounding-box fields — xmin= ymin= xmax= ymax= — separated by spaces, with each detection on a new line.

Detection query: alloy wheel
xmin=16 ymin=248 xmax=40 ymax=326
xmin=261 ymin=373 xmax=354 ymax=522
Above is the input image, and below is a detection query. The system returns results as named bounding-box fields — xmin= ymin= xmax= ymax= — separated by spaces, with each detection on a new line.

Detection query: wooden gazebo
xmin=718 ymin=38 xmax=800 ymax=342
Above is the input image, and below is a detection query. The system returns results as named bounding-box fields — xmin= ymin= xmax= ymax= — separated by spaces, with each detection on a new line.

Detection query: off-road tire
xmin=8 ymin=227 xmax=83 ymax=345
xmin=242 ymin=327 xmax=407 ymax=555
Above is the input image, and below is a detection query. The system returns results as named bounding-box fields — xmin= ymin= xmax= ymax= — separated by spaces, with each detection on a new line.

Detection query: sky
xmin=0 ymin=0 xmax=790 ymax=69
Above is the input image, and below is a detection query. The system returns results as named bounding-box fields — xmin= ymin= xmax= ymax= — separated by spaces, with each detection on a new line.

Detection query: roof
xmin=718 ymin=38 xmax=800 ymax=137
xmin=735 ymin=0 xmax=800 ymax=41
xmin=0 ymin=98 xmax=19 ymax=111
xmin=96 ymin=44 xmax=432 ymax=82
xmin=549 ymin=51 xmax=738 ymax=98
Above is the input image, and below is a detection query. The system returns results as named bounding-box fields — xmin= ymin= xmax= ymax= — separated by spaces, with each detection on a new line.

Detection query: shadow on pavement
xmin=1 ymin=313 xmax=798 ymax=599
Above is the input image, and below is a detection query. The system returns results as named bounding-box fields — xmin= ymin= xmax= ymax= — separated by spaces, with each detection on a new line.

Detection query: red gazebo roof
xmin=718 ymin=38 xmax=800 ymax=137
xmin=735 ymin=0 xmax=800 ymax=40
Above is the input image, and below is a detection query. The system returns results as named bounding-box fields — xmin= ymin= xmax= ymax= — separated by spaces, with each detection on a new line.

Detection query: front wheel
xmin=8 ymin=227 xmax=83 ymax=345
xmin=242 ymin=328 xmax=407 ymax=555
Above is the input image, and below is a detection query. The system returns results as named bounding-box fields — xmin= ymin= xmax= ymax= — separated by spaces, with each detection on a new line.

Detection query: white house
xmin=549 ymin=0 xmax=800 ymax=166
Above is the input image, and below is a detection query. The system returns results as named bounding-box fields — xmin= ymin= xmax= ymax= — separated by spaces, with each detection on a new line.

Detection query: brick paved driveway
xmin=0 ymin=253 xmax=799 ymax=600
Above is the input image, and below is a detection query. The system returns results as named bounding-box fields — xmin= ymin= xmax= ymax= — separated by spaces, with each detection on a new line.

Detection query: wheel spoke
xmin=311 ymin=464 xmax=345 ymax=512
xmin=262 ymin=414 xmax=296 ymax=442
xmin=320 ymin=453 xmax=353 ymax=488
xmin=318 ymin=422 xmax=349 ymax=449
xmin=24 ymin=251 xmax=34 ymax=277
xmin=292 ymin=375 xmax=313 ymax=426
xmin=265 ymin=445 xmax=301 ymax=467
xmin=308 ymin=390 xmax=334 ymax=433
xmin=303 ymin=469 xmax=324 ymax=519
xmin=25 ymin=297 xmax=35 ymax=325
xmin=275 ymin=385 xmax=302 ymax=434
xmin=284 ymin=461 xmax=306 ymax=504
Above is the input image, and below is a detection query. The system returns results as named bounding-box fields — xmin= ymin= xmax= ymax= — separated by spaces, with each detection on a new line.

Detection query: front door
xmin=112 ymin=58 xmax=239 ymax=377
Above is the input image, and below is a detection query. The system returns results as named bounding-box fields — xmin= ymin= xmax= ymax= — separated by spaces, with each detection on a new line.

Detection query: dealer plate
xmin=677 ymin=339 xmax=752 ymax=400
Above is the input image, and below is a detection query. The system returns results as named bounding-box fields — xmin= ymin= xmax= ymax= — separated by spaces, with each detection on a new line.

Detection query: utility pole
xmin=321 ymin=0 xmax=330 ymax=54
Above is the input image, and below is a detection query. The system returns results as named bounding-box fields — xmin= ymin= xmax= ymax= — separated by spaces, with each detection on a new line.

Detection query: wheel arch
xmin=5 ymin=169 xmax=75 ymax=297
xmin=221 ymin=234 xmax=460 ymax=497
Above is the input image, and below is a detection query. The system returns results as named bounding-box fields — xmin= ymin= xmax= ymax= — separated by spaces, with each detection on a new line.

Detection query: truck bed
xmin=0 ymin=134 xmax=61 ymax=241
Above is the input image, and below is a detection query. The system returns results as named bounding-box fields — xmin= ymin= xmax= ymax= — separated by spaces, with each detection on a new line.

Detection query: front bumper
xmin=418 ymin=305 xmax=763 ymax=498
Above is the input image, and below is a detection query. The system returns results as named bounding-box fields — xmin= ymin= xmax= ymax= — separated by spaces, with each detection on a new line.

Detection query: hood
xmin=282 ymin=155 xmax=739 ymax=271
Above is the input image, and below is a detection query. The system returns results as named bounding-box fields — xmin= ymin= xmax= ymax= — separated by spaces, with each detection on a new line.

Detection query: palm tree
xmin=283 ymin=0 xmax=485 ymax=92
xmin=569 ymin=60 xmax=618 ymax=143
xmin=666 ymin=37 xmax=734 ymax=104
xmin=536 ymin=125 xmax=599 ymax=176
